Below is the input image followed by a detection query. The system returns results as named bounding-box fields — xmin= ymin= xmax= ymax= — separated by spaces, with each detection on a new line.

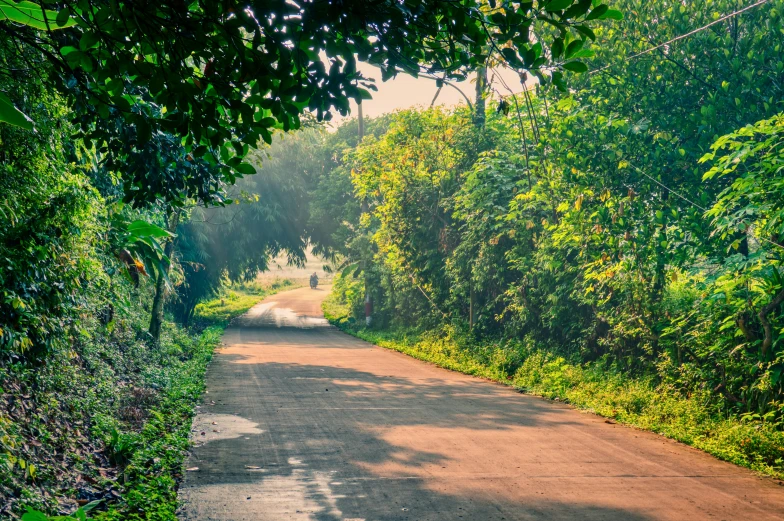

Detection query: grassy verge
xmin=93 ymin=326 xmax=222 ymax=521
xmin=93 ymin=279 xmax=299 ymax=520
xmin=14 ymin=279 xmax=298 ymax=521
xmin=323 ymin=295 xmax=784 ymax=481
xmin=192 ymin=278 xmax=297 ymax=327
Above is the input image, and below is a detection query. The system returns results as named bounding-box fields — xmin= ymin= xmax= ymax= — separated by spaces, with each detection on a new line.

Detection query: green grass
xmin=92 ymin=279 xmax=300 ymax=520
xmin=14 ymin=279 xmax=302 ymax=521
xmin=93 ymin=280 xmax=300 ymax=520
xmin=324 ymin=300 xmax=784 ymax=481
xmin=93 ymin=326 xmax=223 ymax=521
xmin=193 ymin=278 xmax=297 ymax=326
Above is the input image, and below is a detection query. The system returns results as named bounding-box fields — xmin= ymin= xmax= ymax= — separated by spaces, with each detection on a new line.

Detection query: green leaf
xmin=565 ymin=39 xmax=584 ymax=59
xmin=259 ymin=127 xmax=272 ymax=145
xmin=0 ymin=0 xmax=76 ymax=30
xmin=563 ymin=61 xmax=588 ymax=73
xmin=340 ymin=262 xmax=358 ymax=277
xmin=21 ymin=509 xmax=49 ymax=521
xmin=551 ymin=70 xmax=567 ymax=91
xmin=79 ymin=500 xmax=103 ymax=514
xmin=127 ymin=220 xmax=174 ymax=239
xmin=585 ymin=4 xmax=608 ymax=20
xmin=79 ymin=31 xmax=100 ymax=51
xmin=55 ymin=6 xmax=69 ymax=27
xmin=357 ymin=87 xmax=373 ymax=100
xmin=599 ymin=9 xmax=623 ymax=20
xmin=0 ymin=92 xmax=33 ymax=130
xmin=563 ymin=0 xmax=592 ymax=19
xmin=573 ymin=24 xmax=596 ymax=40
xmin=236 ymin=162 xmax=256 ymax=176
xmin=570 ymin=49 xmax=595 ymax=59
xmin=545 ymin=0 xmax=573 ymax=12
xmin=551 ymin=38 xmax=565 ymax=60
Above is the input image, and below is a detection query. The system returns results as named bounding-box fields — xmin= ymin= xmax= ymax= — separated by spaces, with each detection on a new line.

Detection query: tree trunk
xmin=759 ymin=286 xmax=784 ymax=359
xmin=149 ymin=210 xmax=180 ymax=343
xmin=474 ymin=66 xmax=487 ymax=128
xmin=357 ymin=100 xmax=365 ymax=143
xmin=357 ymin=101 xmax=374 ymax=327
xmin=469 ymin=283 xmax=475 ymax=330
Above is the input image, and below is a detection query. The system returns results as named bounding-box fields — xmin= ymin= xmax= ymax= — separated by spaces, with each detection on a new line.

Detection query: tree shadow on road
xmin=180 ymin=358 xmax=662 ymax=521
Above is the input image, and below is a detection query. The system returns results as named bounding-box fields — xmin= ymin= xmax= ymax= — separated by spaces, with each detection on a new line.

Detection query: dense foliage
xmin=3 ymin=1 xmax=617 ymax=514
xmin=0 ymin=59 xmax=306 ymax=516
xmin=319 ymin=0 xmax=784 ymax=444
xmin=7 ymin=0 xmax=784 ymax=516
xmin=2 ymin=0 xmax=615 ymax=208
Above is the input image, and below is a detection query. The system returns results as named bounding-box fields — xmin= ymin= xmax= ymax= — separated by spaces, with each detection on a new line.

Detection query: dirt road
xmin=179 ymin=287 xmax=784 ymax=521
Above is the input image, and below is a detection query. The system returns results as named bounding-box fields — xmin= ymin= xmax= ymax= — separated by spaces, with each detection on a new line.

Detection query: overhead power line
xmin=628 ymin=162 xmax=708 ymax=212
xmin=488 ymin=0 xmax=783 ymax=252
xmin=628 ymin=162 xmax=784 ymax=252
xmin=591 ymin=0 xmax=771 ymax=74
xmin=592 ymin=0 xmax=784 ymax=253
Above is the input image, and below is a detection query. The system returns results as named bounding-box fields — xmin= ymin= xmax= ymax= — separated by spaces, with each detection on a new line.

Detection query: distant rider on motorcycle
xmin=309 ymin=272 xmax=319 ymax=289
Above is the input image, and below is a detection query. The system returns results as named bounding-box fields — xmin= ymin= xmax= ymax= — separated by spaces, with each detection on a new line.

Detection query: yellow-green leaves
xmin=0 ymin=0 xmax=76 ymax=30
xmin=0 ymin=92 xmax=33 ymax=130
xmin=0 ymin=1 xmax=77 ymax=129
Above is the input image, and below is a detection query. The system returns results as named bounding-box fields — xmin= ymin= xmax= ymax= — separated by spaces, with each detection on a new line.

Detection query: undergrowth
xmin=4 ymin=280 xmax=295 ymax=521
xmin=324 ymin=298 xmax=784 ymax=481
xmin=91 ymin=326 xmax=222 ymax=521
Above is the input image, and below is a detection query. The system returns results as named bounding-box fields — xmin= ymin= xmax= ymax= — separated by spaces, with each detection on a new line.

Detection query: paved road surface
xmin=179 ymin=287 xmax=784 ymax=521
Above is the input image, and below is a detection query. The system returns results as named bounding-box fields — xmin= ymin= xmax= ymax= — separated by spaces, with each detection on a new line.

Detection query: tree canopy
xmin=2 ymin=0 xmax=619 ymax=206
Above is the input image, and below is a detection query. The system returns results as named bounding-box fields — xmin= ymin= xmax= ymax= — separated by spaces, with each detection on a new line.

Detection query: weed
xmin=105 ymin=428 xmax=138 ymax=467
xmin=22 ymin=501 xmax=102 ymax=521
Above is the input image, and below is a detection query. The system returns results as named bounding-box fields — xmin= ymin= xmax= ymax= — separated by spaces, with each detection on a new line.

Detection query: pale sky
xmin=332 ymin=62 xmax=530 ymax=124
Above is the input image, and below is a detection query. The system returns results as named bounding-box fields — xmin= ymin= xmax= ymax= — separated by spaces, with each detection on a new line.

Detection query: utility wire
xmin=589 ymin=0 xmax=784 ymax=253
xmin=489 ymin=0 xmax=783 ymax=252
xmin=407 ymin=273 xmax=449 ymax=319
xmin=628 ymin=162 xmax=708 ymax=212
xmin=628 ymin=161 xmax=784 ymax=252
xmin=591 ymin=0 xmax=771 ymax=74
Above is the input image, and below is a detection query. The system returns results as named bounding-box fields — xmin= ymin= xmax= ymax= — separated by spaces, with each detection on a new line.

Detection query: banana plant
xmin=110 ymin=213 xmax=175 ymax=288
